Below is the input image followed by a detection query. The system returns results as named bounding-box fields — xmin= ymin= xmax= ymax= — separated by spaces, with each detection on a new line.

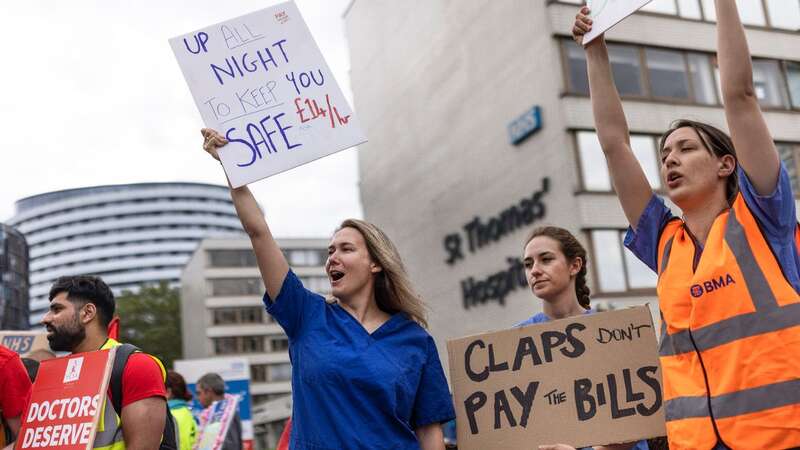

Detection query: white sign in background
xmin=170 ymin=1 xmax=367 ymax=188
xmin=584 ymin=0 xmax=653 ymax=45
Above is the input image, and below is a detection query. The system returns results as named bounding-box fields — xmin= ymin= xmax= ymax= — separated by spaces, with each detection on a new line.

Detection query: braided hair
xmin=524 ymin=226 xmax=591 ymax=309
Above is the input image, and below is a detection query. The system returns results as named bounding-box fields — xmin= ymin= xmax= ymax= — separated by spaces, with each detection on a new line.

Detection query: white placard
xmin=170 ymin=1 xmax=367 ymax=187
xmin=584 ymin=0 xmax=653 ymax=45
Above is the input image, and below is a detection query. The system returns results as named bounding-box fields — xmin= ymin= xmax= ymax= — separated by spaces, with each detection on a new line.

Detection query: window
xmin=564 ymin=40 xmax=589 ymax=95
xmin=609 ymin=44 xmax=644 ymax=96
xmin=210 ymin=278 xmax=262 ymax=296
xmin=301 ymin=276 xmax=330 ymax=294
xmin=242 ymin=336 xmax=265 ymax=353
xmin=752 ymin=60 xmax=790 ymax=108
xmin=778 ymin=143 xmax=800 ymax=194
xmin=577 ymin=131 xmax=661 ymax=191
xmin=786 ymin=62 xmax=800 ymax=108
xmin=590 ymin=230 xmax=657 ymax=293
xmin=646 ymin=49 xmax=691 ymax=99
xmin=642 ymin=0 xmax=678 ymax=15
xmin=213 ymin=337 xmax=237 ymax=355
xmin=677 ymin=0 xmax=702 ymax=19
xmin=207 ymin=249 xmax=257 ymax=268
xmin=737 ymin=0 xmax=767 ymax=26
xmin=251 ymin=364 xmax=268 ymax=383
xmin=287 ymin=249 xmax=326 ymax=267
xmin=687 ymin=53 xmax=718 ymax=104
xmin=766 ymin=0 xmax=800 ymax=30
xmin=269 ymin=363 xmax=292 ymax=382
xmin=212 ymin=308 xmax=238 ymax=325
xmin=270 ymin=338 xmax=289 ymax=352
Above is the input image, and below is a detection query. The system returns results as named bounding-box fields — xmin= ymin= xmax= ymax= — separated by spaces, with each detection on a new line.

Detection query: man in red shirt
xmin=0 ymin=345 xmax=32 ymax=447
xmin=41 ymin=275 xmax=167 ymax=450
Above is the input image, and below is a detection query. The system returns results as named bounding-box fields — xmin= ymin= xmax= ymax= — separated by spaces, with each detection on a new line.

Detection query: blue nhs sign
xmin=507 ymin=106 xmax=542 ymax=145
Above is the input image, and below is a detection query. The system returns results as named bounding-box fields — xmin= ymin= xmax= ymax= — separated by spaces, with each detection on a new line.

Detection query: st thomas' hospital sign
xmin=443 ymin=177 xmax=551 ymax=310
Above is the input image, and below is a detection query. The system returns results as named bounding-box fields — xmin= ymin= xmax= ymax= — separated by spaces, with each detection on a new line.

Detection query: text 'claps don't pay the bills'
xmin=169 ymin=1 xmax=367 ymax=188
xmin=447 ymin=306 xmax=666 ymax=450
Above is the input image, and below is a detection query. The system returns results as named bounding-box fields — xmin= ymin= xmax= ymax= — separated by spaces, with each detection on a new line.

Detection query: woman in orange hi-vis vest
xmin=572 ymin=2 xmax=800 ymax=449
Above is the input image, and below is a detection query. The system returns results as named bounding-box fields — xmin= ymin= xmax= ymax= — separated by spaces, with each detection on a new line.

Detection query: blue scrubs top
xmin=515 ymin=311 xmax=650 ymax=450
xmin=264 ymin=270 xmax=455 ymax=450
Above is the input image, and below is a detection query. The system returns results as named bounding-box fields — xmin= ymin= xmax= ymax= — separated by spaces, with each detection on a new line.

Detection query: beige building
xmin=180 ymin=237 xmax=329 ymax=448
xmin=345 ymin=0 xmax=800 ymax=372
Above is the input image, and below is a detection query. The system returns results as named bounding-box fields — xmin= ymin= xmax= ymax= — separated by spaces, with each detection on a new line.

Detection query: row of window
xmin=558 ymin=0 xmax=800 ymax=30
xmin=251 ymin=363 xmax=292 ymax=383
xmin=575 ymin=130 xmax=800 ymax=196
xmin=30 ymin=211 xmax=236 ymax=237
xmin=41 ymin=238 xmax=199 ymax=260
xmin=32 ymin=224 xmax=238 ymax=249
xmin=210 ymin=276 xmax=330 ymax=297
xmin=20 ymin=196 xmax=233 ymax=226
xmin=207 ymin=248 xmax=327 ymax=268
xmin=212 ymin=335 xmax=289 ymax=355
xmin=562 ymin=40 xmax=800 ymax=110
xmin=212 ymin=306 xmax=268 ymax=325
xmin=30 ymin=251 xmax=191 ymax=276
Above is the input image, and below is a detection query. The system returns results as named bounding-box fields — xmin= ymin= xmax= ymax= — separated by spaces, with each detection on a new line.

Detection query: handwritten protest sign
xmin=447 ymin=306 xmax=665 ymax=449
xmin=584 ymin=0 xmax=654 ymax=45
xmin=16 ymin=348 xmax=116 ymax=450
xmin=169 ymin=1 xmax=367 ymax=188
xmin=0 ymin=331 xmax=50 ymax=357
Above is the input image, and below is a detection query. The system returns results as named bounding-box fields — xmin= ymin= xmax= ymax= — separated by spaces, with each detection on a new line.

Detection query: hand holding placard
xmin=582 ymin=0 xmax=654 ymax=45
xmin=170 ymin=2 xmax=367 ymax=188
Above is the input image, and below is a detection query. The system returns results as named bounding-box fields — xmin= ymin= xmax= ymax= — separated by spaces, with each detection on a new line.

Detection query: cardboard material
xmin=447 ymin=306 xmax=665 ymax=449
xmin=0 ymin=331 xmax=52 ymax=357
xmin=169 ymin=1 xmax=367 ymax=188
xmin=584 ymin=0 xmax=654 ymax=45
xmin=16 ymin=348 xmax=116 ymax=450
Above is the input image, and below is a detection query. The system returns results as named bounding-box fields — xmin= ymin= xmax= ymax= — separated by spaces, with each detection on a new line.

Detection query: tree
xmin=115 ymin=282 xmax=183 ymax=368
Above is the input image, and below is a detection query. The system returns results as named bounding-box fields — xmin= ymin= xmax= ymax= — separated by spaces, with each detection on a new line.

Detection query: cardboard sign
xmin=584 ymin=0 xmax=654 ymax=45
xmin=0 ymin=331 xmax=51 ymax=357
xmin=174 ymin=357 xmax=253 ymax=450
xmin=169 ymin=1 xmax=367 ymax=188
xmin=16 ymin=348 xmax=116 ymax=450
xmin=447 ymin=307 xmax=665 ymax=449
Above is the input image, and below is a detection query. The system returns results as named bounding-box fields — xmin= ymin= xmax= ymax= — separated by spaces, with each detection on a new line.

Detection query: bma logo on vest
xmin=690 ymin=274 xmax=736 ymax=298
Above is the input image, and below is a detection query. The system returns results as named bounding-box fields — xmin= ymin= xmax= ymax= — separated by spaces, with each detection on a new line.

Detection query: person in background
xmin=572 ymin=1 xmax=800 ymax=448
xmin=0 ymin=345 xmax=32 ymax=449
xmin=166 ymin=370 xmax=197 ymax=450
xmin=197 ymin=372 xmax=242 ymax=450
xmin=516 ymin=226 xmax=651 ymax=450
xmin=200 ymin=128 xmax=456 ymax=449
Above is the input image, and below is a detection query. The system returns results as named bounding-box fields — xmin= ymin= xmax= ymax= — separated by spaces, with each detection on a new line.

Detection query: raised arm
xmin=574 ymin=8 xmax=653 ymax=227
xmin=202 ymin=129 xmax=290 ymax=300
xmin=715 ymin=0 xmax=779 ymax=195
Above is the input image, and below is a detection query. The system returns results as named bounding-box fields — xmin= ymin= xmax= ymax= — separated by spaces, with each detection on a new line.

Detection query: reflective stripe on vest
xmin=93 ymin=338 xmax=167 ymax=450
xmin=656 ymin=194 xmax=800 ymax=450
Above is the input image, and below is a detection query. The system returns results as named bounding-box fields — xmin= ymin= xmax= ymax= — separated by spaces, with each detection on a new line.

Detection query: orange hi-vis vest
xmin=656 ymin=193 xmax=800 ymax=450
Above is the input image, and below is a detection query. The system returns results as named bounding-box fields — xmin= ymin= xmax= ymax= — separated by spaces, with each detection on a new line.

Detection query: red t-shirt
xmin=109 ymin=352 xmax=167 ymax=408
xmin=0 ymin=346 xmax=32 ymax=419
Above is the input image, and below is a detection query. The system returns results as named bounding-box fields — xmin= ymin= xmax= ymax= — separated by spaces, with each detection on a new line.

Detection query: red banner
xmin=16 ymin=348 xmax=116 ymax=450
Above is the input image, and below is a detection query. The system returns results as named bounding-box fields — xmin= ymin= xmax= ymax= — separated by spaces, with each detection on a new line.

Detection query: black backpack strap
xmin=109 ymin=343 xmax=139 ymax=416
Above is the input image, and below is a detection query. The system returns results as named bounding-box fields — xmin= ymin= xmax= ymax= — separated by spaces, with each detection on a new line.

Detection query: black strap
xmin=109 ymin=343 xmax=139 ymax=416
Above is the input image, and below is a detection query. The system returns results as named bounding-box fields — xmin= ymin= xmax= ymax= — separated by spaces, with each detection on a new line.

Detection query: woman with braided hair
xmin=515 ymin=226 xmax=593 ymax=327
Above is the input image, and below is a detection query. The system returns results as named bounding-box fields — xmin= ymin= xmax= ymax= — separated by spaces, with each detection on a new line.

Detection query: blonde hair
xmin=337 ymin=219 xmax=428 ymax=328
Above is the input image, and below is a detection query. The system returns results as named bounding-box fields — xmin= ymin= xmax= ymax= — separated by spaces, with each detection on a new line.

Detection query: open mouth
xmin=329 ymin=271 xmax=345 ymax=282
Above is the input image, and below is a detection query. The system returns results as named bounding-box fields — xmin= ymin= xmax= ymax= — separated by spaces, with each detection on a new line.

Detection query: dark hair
xmin=659 ymin=119 xmax=739 ymax=204
xmin=197 ymin=372 xmax=226 ymax=396
xmin=524 ymin=226 xmax=590 ymax=309
xmin=166 ymin=370 xmax=193 ymax=401
xmin=48 ymin=275 xmax=115 ymax=327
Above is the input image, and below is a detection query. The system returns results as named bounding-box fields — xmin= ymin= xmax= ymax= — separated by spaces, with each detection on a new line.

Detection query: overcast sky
xmin=0 ymin=0 xmax=359 ymax=237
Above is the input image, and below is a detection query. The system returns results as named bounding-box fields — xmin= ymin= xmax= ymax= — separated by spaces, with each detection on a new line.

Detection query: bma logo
xmin=690 ymin=274 xmax=736 ymax=298
xmin=64 ymin=356 xmax=84 ymax=383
